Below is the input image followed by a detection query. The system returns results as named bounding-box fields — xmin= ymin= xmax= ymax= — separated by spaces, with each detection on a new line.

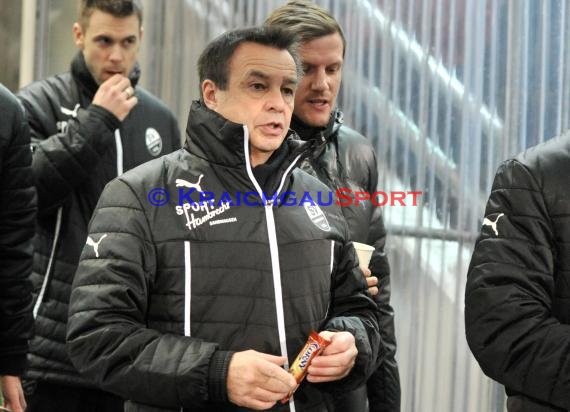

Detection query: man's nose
xmin=266 ymin=88 xmax=286 ymax=111
xmin=109 ymin=44 xmax=124 ymax=62
xmin=311 ymin=69 xmax=328 ymax=91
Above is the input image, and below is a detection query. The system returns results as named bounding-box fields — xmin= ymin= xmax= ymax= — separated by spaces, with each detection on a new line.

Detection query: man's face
xmin=294 ymin=32 xmax=344 ymax=127
xmin=203 ymin=42 xmax=298 ymax=167
xmin=73 ymin=10 xmax=142 ymax=85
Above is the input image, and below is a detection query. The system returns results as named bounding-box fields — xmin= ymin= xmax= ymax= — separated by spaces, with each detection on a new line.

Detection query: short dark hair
xmin=198 ymin=26 xmax=301 ymax=94
xmin=264 ymin=0 xmax=346 ymax=57
xmin=78 ymin=0 xmax=143 ymax=30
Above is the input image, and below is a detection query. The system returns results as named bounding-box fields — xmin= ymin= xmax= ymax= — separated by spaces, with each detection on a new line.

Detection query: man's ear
xmin=72 ymin=22 xmax=85 ymax=49
xmin=202 ymin=79 xmax=219 ymax=110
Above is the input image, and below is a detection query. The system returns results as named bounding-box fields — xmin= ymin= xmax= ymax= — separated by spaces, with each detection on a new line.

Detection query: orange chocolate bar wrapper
xmin=280 ymin=331 xmax=331 ymax=404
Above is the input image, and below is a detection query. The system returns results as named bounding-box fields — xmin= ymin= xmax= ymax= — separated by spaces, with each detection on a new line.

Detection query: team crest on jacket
xmin=145 ymin=128 xmax=163 ymax=156
xmin=304 ymin=204 xmax=331 ymax=232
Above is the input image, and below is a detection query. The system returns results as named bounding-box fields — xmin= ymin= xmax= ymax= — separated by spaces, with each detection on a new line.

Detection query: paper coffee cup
xmin=352 ymin=241 xmax=375 ymax=268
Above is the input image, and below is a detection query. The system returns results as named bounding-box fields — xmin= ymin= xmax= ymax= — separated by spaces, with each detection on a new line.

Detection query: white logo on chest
xmin=61 ymin=104 xmax=80 ymax=118
xmin=176 ymin=175 xmax=204 ymax=193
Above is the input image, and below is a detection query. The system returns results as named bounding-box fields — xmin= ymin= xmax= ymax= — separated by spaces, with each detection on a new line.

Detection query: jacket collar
xmin=183 ymin=100 xmax=309 ymax=191
xmin=70 ymin=51 xmax=141 ymax=100
xmin=290 ymin=108 xmax=344 ymax=144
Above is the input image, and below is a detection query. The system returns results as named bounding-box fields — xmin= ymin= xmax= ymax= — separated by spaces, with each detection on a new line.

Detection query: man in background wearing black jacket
xmin=0 ymin=83 xmax=36 ymax=412
xmin=17 ymin=1 xmax=180 ymax=410
xmin=265 ymin=2 xmax=400 ymax=411
xmin=466 ymin=133 xmax=570 ymax=411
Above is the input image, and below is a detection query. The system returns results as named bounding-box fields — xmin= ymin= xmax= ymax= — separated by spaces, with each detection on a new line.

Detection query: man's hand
xmin=361 ymin=267 xmax=379 ymax=296
xmin=92 ymin=74 xmax=138 ymax=121
xmin=306 ymin=331 xmax=358 ymax=383
xmin=227 ymin=350 xmax=297 ymax=410
xmin=1 ymin=375 xmax=26 ymax=412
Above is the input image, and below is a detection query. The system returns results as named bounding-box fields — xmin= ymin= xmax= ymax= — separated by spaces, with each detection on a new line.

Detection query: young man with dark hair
xmin=265 ymin=2 xmax=400 ymax=411
xmin=17 ymin=1 xmax=180 ymax=410
xmin=0 ymin=83 xmax=37 ymax=412
xmin=66 ymin=26 xmax=380 ymax=412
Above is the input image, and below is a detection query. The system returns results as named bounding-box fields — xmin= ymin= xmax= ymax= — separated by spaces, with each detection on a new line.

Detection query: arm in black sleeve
xmin=0 ymin=87 xmax=37 ymax=376
xmin=365 ymin=146 xmax=401 ymax=411
xmin=67 ymin=178 xmax=229 ymax=409
xmin=320 ymin=240 xmax=382 ymax=392
xmin=18 ymin=87 xmax=120 ymax=214
xmin=465 ymin=159 xmax=570 ymax=409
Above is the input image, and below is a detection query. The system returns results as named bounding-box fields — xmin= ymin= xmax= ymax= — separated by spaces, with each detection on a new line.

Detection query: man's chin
xmin=298 ymin=114 xmax=329 ymax=128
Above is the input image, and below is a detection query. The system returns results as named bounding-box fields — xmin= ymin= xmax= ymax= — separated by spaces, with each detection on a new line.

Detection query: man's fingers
xmin=102 ymin=73 xmax=125 ymax=86
xmin=256 ymin=352 xmax=288 ymax=365
xmin=366 ymin=276 xmax=378 ymax=287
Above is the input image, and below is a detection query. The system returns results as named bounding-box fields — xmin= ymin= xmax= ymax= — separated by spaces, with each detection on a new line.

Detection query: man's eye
xmin=283 ymin=88 xmax=294 ymax=96
xmin=96 ymin=38 xmax=112 ymax=46
xmin=251 ymin=83 xmax=266 ymax=91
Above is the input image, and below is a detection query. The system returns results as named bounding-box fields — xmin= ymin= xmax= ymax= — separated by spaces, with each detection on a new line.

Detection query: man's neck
xmin=250 ymin=151 xmax=272 ymax=168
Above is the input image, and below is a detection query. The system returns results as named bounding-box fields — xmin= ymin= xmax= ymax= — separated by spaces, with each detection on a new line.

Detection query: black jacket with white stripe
xmin=466 ymin=132 xmax=570 ymax=411
xmin=67 ymin=101 xmax=381 ymax=411
xmin=17 ymin=52 xmax=180 ymax=387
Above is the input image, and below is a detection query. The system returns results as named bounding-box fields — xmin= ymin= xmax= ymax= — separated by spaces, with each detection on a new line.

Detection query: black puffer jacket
xmin=292 ymin=111 xmax=399 ymax=411
xmin=466 ymin=132 xmax=570 ymax=411
xmin=0 ymin=83 xmax=36 ymax=376
xmin=17 ymin=52 xmax=180 ymax=387
xmin=67 ymin=101 xmax=381 ymax=411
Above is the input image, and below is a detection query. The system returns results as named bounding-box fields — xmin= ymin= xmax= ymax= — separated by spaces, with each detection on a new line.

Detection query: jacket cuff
xmin=76 ymin=104 xmax=121 ymax=153
xmin=87 ymin=104 xmax=121 ymax=130
xmin=207 ymin=350 xmax=234 ymax=403
xmin=0 ymin=350 xmax=27 ymax=376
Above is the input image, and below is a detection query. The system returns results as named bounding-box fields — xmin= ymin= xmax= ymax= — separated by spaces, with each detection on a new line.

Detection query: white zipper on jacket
xmin=242 ymin=126 xmax=302 ymax=411
xmin=33 ymin=206 xmax=63 ymax=318
xmin=184 ymin=241 xmax=192 ymax=337
xmin=114 ymin=129 xmax=124 ymax=176
xmin=324 ymin=240 xmax=335 ymax=320
xmin=182 ymin=241 xmax=192 ymax=412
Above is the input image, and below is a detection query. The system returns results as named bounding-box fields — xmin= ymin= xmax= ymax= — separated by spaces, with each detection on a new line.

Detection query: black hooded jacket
xmin=67 ymin=101 xmax=381 ymax=411
xmin=291 ymin=111 xmax=400 ymax=411
xmin=0 ymin=84 xmax=36 ymax=376
xmin=17 ymin=52 xmax=180 ymax=386
xmin=466 ymin=132 xmax=570 ymax=411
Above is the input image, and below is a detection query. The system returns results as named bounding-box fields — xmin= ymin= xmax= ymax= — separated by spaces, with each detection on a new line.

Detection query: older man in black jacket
xmin=0 ymin=83 xmax=37 ymax=412
xmin=466 ymin=132 xmax=570 ymax=411
xmin=67 ymin=26 xmax=380 ymax=412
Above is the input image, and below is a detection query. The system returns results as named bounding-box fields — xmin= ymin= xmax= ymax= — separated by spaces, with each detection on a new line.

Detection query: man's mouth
xmin=259 ymin=121 xmax=285 ymax=135
xmin=307 ymin=98 xmax=329 ymax=108
xmin=105 ymin=69 xmax=124 ymax=76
